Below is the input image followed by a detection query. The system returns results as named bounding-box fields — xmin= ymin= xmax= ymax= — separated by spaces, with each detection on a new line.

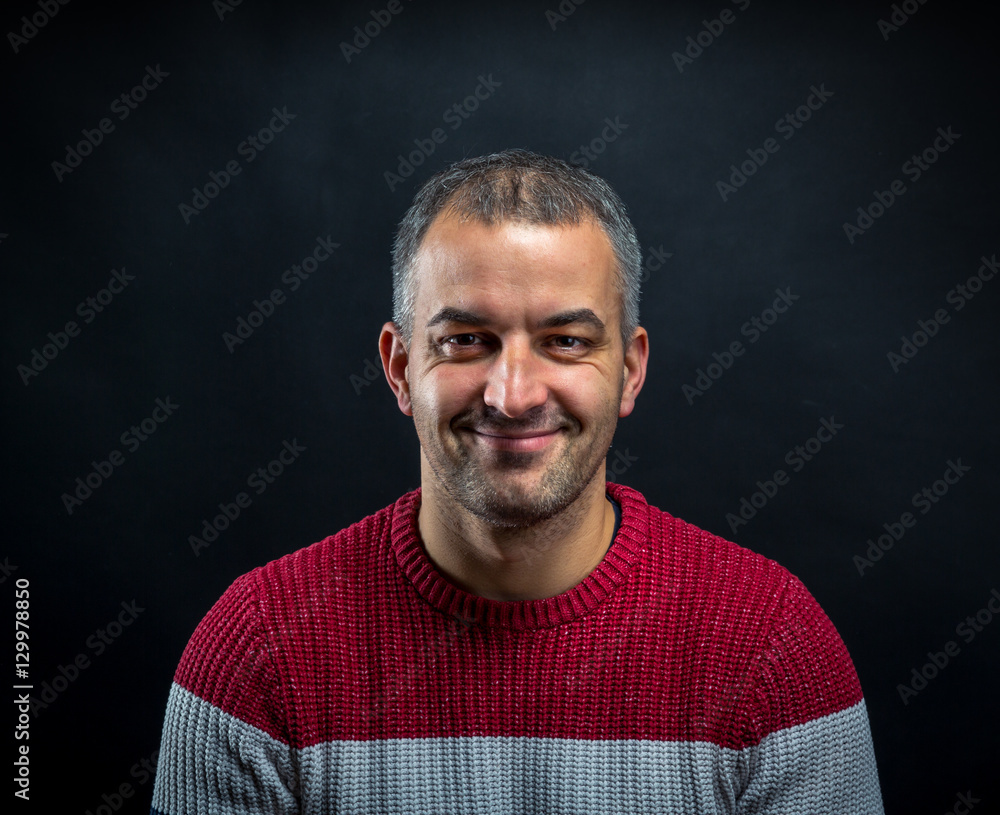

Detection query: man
xmin=151 ymin=149 xmax=884 ymax=813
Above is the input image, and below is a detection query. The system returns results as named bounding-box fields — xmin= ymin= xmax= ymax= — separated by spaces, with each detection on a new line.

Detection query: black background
xmin=2 ymin=0 xmax=998 ymax=812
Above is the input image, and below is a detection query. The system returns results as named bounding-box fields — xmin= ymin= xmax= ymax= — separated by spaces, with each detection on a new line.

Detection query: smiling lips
xmin=467 ymin=428 xmax=562 ymax=453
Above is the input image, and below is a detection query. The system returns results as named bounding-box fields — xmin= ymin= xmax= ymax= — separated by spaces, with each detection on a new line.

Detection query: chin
xmin=463 ymin=498 xmax=561 ymax=529
xmin=461 ymin=462 xmax=600 ymax=529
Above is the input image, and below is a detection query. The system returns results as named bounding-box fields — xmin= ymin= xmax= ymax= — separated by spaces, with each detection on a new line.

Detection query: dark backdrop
xmin=3 ymin=0 xmax=997 ymax=812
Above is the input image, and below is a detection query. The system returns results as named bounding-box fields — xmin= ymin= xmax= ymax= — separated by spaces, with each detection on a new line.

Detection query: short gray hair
xmin=391 ymin=148 xmax=642 ymax=351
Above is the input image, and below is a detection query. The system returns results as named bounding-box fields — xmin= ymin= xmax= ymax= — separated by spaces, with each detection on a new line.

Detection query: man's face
xmin=387 ymin=210 xmax=644 ymax=528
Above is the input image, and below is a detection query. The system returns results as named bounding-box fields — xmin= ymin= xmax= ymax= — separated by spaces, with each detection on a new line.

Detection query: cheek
xmin=551 ymin=368 xmax=619 ymax=423
xmin=414 ymin=367 xmax=483 ymax=422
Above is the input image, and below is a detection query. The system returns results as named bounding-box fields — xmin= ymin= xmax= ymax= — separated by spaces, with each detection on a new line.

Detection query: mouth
xmin=466 ymin=428 xmax=562 ymax=453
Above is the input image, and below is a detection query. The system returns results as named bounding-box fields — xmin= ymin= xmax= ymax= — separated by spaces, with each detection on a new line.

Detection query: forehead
xmin=411 ymin=212 xmax=619 ymax=322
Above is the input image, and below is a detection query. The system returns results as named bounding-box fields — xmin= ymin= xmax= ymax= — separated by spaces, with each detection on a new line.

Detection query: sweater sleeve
xmin=735 ymin=575 xmax=884 ymax=815
xmin=150 ymin=571 xmax=300 ymax=815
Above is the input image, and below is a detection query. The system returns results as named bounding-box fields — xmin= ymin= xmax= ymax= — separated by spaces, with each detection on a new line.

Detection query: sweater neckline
xmin=389 ymin=481 xmax=649 ymax=630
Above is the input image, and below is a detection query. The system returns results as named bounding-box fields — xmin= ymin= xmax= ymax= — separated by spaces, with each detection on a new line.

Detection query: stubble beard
xmin=412 ymin=390 xmax=622 ymax=530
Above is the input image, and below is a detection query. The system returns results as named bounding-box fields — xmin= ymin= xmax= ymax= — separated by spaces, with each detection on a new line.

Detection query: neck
xmin=417 ymin=460 xmax=616 ymax=602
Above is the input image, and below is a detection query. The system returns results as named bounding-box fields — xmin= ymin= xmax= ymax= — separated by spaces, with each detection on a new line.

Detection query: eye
xmin=552 ymin=336 xmax=587 ymax=349
xmin=444 ymin=333 xmax=481 ymax=346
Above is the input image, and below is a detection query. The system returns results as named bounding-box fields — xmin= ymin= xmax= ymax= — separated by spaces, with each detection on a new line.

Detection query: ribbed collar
xmin=389 ymin=481 xmax=650 ymax=630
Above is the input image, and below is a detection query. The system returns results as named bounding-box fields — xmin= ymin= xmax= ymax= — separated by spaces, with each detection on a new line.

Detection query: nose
xmin=482 ymin=337 xmax=549 ymax=419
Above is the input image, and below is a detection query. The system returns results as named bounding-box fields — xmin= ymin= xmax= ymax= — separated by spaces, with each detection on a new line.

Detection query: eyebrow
xmin=426 ymin=307 xmax=607 ymax=335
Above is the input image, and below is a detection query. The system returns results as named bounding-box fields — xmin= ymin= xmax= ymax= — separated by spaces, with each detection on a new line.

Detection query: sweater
xmin=151 ymin=481 xmax=884 ymax=814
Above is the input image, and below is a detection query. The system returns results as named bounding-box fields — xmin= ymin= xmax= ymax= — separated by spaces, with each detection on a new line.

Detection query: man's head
xmin=391 ymin=149 xmax=642 ymax=353
xmin=380 ymin=149 xmax=648 ymax=529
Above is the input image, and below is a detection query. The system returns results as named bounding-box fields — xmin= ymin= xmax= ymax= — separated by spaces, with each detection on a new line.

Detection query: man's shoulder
xmin=175 ymin=490 xmax=419 ymax=692
xmin=611 ymin=480 xmax=802 ymax=599
xmin=615 ymin=482 xmax=864 ymax=721
xmin=612 ymin=481 xmax=847 ymax=658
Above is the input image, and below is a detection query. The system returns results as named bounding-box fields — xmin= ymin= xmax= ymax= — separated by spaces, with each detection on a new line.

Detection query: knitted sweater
xmin=151 ymin=482 xmax=884 ymax=814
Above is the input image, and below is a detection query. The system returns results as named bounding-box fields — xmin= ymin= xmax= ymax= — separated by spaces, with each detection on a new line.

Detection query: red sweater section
xmin=174 ymin=482 xmax=863 ymax=752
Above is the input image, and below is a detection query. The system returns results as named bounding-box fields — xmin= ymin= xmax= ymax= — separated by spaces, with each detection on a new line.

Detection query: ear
xmin=619 ymin=326 xmax=649 ymax=418
xmin=379 ymin=321 xmax=413 ymax=416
